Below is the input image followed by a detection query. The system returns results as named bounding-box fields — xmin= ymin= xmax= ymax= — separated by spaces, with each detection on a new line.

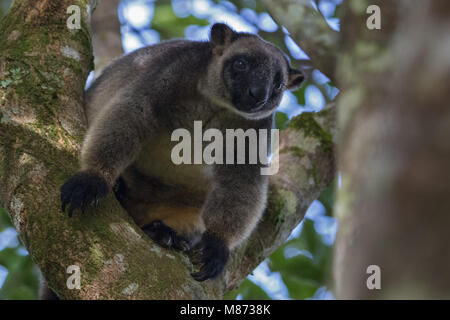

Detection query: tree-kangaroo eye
xmin=233 ymin=59 xmax=248 ymax=72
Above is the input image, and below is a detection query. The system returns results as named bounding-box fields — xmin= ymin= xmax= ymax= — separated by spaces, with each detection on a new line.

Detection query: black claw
xmin=191 ymin=233 xmax=229 ymax=282
xmin=189 ymin=251 xmax=203 ymax=265
xmin=192 ymin=271 xmax=205 ymax=282
xmin=178 ymin=239 xmax=191 ymax=252
xmin=60 ymin=171 xmax=109 ymax=217
xmin=142 ymin=220 xmax=192 ymax=252
xmin=162 ymin=234 xmax=172 ymax=247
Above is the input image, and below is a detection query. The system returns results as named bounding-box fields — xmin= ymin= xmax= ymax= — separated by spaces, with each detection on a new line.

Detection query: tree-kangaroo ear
xmin=287 ymin=68 xmax=305 ymax=90
xmin=210 ymin=23 xmax=235 ymax=54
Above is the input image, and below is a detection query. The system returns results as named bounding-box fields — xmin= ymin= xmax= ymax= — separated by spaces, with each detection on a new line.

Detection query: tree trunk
xmin=91 ymin=0 xmax=122 ymax=73
xmin=0 ymin=0 xmax=335 ymax=299
xmin=334 ymin=0 xmax=450 ymax=299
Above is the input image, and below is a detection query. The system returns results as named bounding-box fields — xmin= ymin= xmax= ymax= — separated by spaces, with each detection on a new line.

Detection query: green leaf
xmin=318 ymin=181 xmax=335 ymax=216
xmin=0 ymin=205 xmax=13 ymax=231
xmin=233 ymin=279 xmax=271 ymax=300
xmin=293 ymin=79 xmax=309 ymax=106
xmin=152 ymin=3 xmax=209 ymax=40
xmin=270 ymin=253 xmax=323 ymax=283
xmin=275 ymin=111 xmax=289 ymax=130
xmin=267 ymin=217 xmax=333 ymax=294
xmin=281 ymin=274 xmax=319 ymax=300
xmin=0 ymin=206 xmax=39 ymax=300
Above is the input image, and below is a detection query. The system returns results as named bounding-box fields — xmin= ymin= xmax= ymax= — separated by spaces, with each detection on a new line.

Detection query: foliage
xmin=224 ymin=279 xmax=271 ymax=300
xmin=268 ymin=218 xmax=332 ymax=299
xmin=151 ymin=1 xmax=209 ymax=39
xmin=0 ymin=206 xmax=39 ymax=300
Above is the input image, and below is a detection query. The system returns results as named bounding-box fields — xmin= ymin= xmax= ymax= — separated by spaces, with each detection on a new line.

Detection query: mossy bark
xmin=0 ymin=0 xmax=335 ymax=299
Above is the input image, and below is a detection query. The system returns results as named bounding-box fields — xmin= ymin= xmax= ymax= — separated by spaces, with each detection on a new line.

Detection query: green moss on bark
xmin=288 ymin=112 xmax=333 ymax=154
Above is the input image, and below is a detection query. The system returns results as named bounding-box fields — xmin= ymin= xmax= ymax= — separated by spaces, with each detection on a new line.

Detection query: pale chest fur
xmin=133 ymin=132 xmax=212 ymax=194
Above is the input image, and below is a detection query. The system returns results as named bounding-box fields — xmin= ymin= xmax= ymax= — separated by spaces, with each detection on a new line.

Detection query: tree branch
xmin=91 ymin=0 xmax=122 ymax=73
xmin=263 ymin=0 xmax=339 ymax=82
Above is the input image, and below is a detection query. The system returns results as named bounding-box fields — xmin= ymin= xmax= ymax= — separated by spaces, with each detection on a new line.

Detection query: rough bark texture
xmin=91 ymin=0 xmax=122 ymax=73
xmin=334 ymin=0 xmax=450 ymax=299
xmin=0 ymin=0 xmax=335 ymax=299
xmin=263 ymin=0 xmax=339 ymax=82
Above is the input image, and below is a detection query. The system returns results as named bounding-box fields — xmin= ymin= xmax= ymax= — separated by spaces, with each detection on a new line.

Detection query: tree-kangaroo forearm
xmin=202 ymin=165 xmax=268 ymax=248
xmin=81 ymin=100 xmax=151 ymax=187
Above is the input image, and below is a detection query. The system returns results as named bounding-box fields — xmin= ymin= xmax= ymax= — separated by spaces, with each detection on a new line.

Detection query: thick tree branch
xmin=91 ymin=0 xmax=122 ymax=73
xmin=263 ymin=0 xmax=339 ymax=82
xmin=0 ymin=0 xmax=335 ymax=299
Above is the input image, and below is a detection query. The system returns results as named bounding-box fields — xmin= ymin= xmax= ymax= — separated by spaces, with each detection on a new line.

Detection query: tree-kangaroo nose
xmin=248 ymin=84 xmax=268 ymax=104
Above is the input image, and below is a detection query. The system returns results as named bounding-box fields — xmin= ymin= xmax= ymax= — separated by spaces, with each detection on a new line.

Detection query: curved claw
xmin=191 ymin=233 xmax=229 ymax=282
xmin=60 ymin=171 xmax=109 ymax=217
xmin=143 ymin=220 xmax=193 ymax=252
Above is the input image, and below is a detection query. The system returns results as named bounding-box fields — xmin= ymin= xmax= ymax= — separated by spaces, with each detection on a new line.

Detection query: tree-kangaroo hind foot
xmin=142 ymin=220 xmax=192 ymax=252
